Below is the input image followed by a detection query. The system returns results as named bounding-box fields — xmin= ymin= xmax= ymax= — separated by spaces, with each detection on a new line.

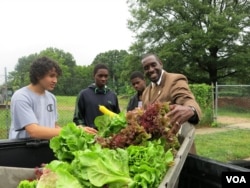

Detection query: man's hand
xmin=165 ymin=104 xmax=195 ymax=130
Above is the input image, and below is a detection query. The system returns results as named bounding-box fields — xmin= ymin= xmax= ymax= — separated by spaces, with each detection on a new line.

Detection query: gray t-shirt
xmin=8 ymin=86 xmax=58 ymax=139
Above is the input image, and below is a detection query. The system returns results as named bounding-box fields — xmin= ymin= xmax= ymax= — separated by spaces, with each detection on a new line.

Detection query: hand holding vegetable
xmin=166 ymin=104 xmax=194 ymax=125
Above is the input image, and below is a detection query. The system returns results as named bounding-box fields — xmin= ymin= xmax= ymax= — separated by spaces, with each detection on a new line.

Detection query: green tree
xmin=127 ymin=0 xmax=250 ymax=85
xmin=72 ymin=65 xmax=93 ymax=95
xmin=8 ymin=47 xmax=78 ymax=95
xmin=39 ymin=47 xmax=77 ymax=95
xmin=8 ymin=54 xmax=39 ymax=89
xmin=118 ymin=53 xmax=146 ymax=95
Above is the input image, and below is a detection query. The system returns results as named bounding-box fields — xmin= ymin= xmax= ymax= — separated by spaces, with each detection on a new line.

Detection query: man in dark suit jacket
xmin=141 ymin=53 xmax=202 ymax=154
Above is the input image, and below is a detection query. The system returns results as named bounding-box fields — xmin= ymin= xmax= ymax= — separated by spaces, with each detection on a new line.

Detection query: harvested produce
xmin=18 ymin=102 xmax=180 ymax=188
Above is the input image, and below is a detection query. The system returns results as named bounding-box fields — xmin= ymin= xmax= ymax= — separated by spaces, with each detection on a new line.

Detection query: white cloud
xmin=0 ymin=0 xmax=134 ymax=78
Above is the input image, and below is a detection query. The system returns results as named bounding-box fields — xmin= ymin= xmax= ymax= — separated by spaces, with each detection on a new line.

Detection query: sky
xmin=0 ymin=0 xmax=134 ymax=79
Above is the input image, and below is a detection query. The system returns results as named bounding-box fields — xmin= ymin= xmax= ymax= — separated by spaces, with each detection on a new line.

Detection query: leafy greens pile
xmin=18 ymin=102 xmax=180 ymax=188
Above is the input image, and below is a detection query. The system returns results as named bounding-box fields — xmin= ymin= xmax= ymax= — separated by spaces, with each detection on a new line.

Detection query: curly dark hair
xmin=29 ymin=56 xmax=62 ymax=84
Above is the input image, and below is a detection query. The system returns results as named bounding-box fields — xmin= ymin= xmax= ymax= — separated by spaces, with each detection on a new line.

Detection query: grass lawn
xmin=56 ymin=96 xmax=77 ymax=126
xmin=0 ymin=110 xmax=11 ymax=139
xmin=217 ymin=107 xmax=250 ymax=118
xmin=195 ymin=129 xmax=250 ymax=162
xmin=56 ymin=95 xmax=129 ymax=126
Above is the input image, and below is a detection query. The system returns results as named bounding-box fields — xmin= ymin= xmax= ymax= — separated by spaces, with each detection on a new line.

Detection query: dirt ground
xmin=216 ymin=116 xmax=250 ymax=124
xmin=195 ymin=116 xmax=250 ymax=135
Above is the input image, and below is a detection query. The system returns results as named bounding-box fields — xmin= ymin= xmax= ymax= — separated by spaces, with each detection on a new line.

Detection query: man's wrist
xmin=189 ymin=106 xmax=197 ymax=116
xmin=188 ymin=106 xmax=199 ymax=124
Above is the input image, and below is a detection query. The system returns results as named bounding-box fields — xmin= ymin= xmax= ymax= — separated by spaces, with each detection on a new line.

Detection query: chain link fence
xmin=214 ymin=84 xmax=250 ymax=124
xmin=0 ymin=73 xmax=11 ymax=139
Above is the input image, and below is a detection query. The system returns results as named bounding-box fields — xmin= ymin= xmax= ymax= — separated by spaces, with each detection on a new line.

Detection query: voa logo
xmin=226 ymin=176 xmax=246 ymax=184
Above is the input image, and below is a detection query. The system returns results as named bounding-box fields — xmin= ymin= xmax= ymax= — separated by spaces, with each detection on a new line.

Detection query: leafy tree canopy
xmin=7 ymin=48 xmax=133 ymax=96
xmin=127 ymin=0 xmax=250 ymax=85
xmin=8 ymin=47 xmax=78 ymax=95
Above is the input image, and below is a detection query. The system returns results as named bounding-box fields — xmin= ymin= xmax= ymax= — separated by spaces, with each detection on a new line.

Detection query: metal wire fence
xmin=213 ymin=83 xmax=250 ymax=123
xmin=0 ymin=73 xmax=11 ymax=139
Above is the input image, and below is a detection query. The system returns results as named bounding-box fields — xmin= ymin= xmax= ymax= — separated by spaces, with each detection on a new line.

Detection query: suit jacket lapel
xmin=142 ymin=72 xmax=167 ymax=108
xmin=149 ymin=85 xmax=161 ymax=103
xmin=149 ymin=72 xmax=167 ymax=103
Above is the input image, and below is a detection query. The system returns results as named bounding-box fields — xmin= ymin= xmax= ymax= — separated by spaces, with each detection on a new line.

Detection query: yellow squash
xmin=99 ymin=105 xmax=117 ymax=117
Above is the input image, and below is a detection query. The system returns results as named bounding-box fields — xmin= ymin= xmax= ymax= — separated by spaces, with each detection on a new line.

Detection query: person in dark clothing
xmin=127 ymin=71 xmax=146 ymax=111
xmin=73 ymin=64 xmax=120 ymax=129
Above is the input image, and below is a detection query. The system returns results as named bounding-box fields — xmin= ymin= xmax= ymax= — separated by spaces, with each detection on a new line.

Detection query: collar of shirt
xmin=151 ymin=70 xmax=164 ymax=87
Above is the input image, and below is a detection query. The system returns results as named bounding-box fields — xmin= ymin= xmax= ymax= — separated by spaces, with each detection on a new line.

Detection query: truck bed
xmin=1 ymin=138 xmax=250 ymax=188
xmin=178 ymin=154 xmax=250 ymax=188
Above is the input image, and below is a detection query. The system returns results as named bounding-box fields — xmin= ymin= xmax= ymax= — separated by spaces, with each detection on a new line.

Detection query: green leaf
xmin=95 ymin=112 xmax=127 ymax=137
xmin=49 ymin=123 xmax=95 ymax=161
xmin=18 ymin=180 xmax=37 ymax=188
xmin=127 ymin=140 xmax=174 ymax=187
xmin=37 ymin=160 xmax=82 ymax=188
xmin=71 ymin=147 xmax=133 ymax=187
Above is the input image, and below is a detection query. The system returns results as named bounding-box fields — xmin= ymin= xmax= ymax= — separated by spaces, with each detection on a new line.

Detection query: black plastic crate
xmin=178 ymin=154 xmax=250 ymax=188
xmin=0 ymin=138 xmax=56 ymax=168
xmin=228 ymin=160 xmax=250 ymax=169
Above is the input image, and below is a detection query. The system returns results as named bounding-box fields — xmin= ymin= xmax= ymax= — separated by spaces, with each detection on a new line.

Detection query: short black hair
xmin=130 ymin=71 xmax=144 ymax=80
xmin=29 ymin=56 xmax=62 ymax=84
xmin=93 ymin=63 xmax=109 ymax=76
xmin=141 ymin=53 xmax=161 ymax=63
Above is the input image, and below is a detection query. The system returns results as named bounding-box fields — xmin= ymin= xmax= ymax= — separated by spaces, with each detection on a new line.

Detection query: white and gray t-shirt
xmin=8 ymin=86 xmax=58 ymax=139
